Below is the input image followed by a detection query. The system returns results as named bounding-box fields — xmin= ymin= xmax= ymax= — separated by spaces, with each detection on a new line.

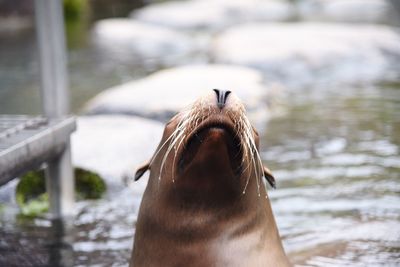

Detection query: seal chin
xmin=177 ymin=115 xmax=243 ymax=178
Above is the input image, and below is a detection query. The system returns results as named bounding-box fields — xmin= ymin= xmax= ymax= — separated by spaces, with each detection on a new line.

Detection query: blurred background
xmin=0 ymin=0 xmax=399 ymax=266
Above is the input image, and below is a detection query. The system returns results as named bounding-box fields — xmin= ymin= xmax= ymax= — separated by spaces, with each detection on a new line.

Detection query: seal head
xmin=131 ymin=89 xmax=290 ymax=267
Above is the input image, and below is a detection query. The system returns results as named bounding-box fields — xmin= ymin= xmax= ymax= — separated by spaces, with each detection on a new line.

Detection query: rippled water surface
xmin=264 ymin=84 xmax=400 ymax=266
xmin=1 ymin=82 xmax=399 ymax=267
xmin=1 ymin=1 xmax=400 ymax=266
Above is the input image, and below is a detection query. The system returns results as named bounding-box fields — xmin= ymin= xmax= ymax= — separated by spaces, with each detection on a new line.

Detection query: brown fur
xmin=130 ymin=91 xmax=291 ymax=267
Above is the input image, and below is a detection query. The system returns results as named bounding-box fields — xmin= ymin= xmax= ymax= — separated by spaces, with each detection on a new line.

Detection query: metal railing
xmin=0 ymin=0 xmax=75 ymax=219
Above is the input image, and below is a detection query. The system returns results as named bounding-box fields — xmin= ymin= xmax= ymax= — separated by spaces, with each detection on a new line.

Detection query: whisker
xmin=172 ymin=133 xmax=186 ymax=182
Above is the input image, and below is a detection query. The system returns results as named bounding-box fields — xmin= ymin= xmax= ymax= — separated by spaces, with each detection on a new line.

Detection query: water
xmin=1 ymin=83 xmax=398 ymax=266
xmin=263 ymin=84 xmax=400 ymax=266
xmin=1 ymin=2 xmax=400 ymax=267
xmin=0 ymin=0 xmax=156 ymax=115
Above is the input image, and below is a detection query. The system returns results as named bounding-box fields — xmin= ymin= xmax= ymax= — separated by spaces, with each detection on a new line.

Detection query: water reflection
xmin=0 ymin=217 xmax=74 ymax=267
xmin=0 ymin=0 xmax=400 ymax=266
xmin=47 ymin=219 xmax=74 ymax=267
xmin=0 ymin=54 xmax=399 ymax=267
xmin=263 ymin=84 xmax=400 ymax=266
xmin=1 ymin=82 xmax=391 ymax=267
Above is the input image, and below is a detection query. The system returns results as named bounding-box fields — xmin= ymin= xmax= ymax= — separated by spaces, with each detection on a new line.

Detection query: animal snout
xmin=213 ymin=89 xmax=231 ymax=109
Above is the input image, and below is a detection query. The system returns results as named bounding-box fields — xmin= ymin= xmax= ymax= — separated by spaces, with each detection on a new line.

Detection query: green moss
xmin=16 ymin=171 xmax=45 ymax=204
xmin=63 ymin=0 xmax=90 ymax=49
xmin=75 ymin=167 xmax=106 ymax=200
xmin=19 ymin=194 xmax=49 ymax=218
xmin=64 ymin=0 xmax=88 ymax=21
xmin=16 ymin=168 xmax=106 ymax=216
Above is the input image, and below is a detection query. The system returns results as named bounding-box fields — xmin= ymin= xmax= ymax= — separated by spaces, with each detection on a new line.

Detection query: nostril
xmin=213 ymin=89 xmax=231 ymax=109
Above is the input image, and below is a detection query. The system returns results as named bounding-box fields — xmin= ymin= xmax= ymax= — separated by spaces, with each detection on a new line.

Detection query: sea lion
xmin=130 ymin=89 xmax=291 ymax=267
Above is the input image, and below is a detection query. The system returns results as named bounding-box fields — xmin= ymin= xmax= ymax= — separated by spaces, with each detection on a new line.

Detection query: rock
xmin=84 ymin=65 xmax=278 ymax=127
xmin=246 ymin=0 xmax=295 ymax=22
xmin=131 ymin=0 xmax=294 ymax=32
xmin=131 ymin=0 xmax=227 ymax=31
xmin=91 ymin=18 xmax=196 ymax=66
xmin=213 ymin=23 xmax=400 ymax=87
xmin=299 ymin=0 xmax=397 ymax=25
xmin=71 ymin=115 xmax=163 ymax=187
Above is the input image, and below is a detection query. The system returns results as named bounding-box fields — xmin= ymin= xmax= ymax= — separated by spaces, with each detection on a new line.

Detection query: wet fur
xmin=131 ymin=92 xmax=290 ymax=267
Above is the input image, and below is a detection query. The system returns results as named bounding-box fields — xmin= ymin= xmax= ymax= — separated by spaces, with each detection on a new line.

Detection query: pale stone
xmin=71 ymin=115 xmax=163 ymax=186
xmin=84 ymin=65 xmax=276 ymax=127
xmin=299 ymin=0 xmax=395 ymax=24
xmin=92 ymin=18 xmax=195 ymax=65
xmin=213 ymin=23 xmax=400 ymax=87
xmin=131 ymin=0 xmax=294 ymax=31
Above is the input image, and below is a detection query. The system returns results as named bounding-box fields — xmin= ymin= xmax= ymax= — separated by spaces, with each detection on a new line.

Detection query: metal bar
xmin=34 ymin=0 xmax=70 ymax=118
xmin=0 ymin=117 xmax=76 ymax=187
xmin=34 ymin=0 xmax=75 ymax=219
xmin=46 ymin=140 xmax=74 ymax=217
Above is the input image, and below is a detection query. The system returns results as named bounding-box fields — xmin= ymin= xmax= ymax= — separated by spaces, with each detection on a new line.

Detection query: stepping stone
xmin=85 ymin=65 xmax=278 ymax=128
xmin=92 ymin=18 xmax=196 ymax=66
xmin=213 ymin=23 xmax=400 ymax=87
xmin=72 ymin=115 xmax=163 ymax=187
xmin=299 ymin=0 xmax=396 ymax=25
xmin=131 ymin=0 xmax=294 ymax=32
